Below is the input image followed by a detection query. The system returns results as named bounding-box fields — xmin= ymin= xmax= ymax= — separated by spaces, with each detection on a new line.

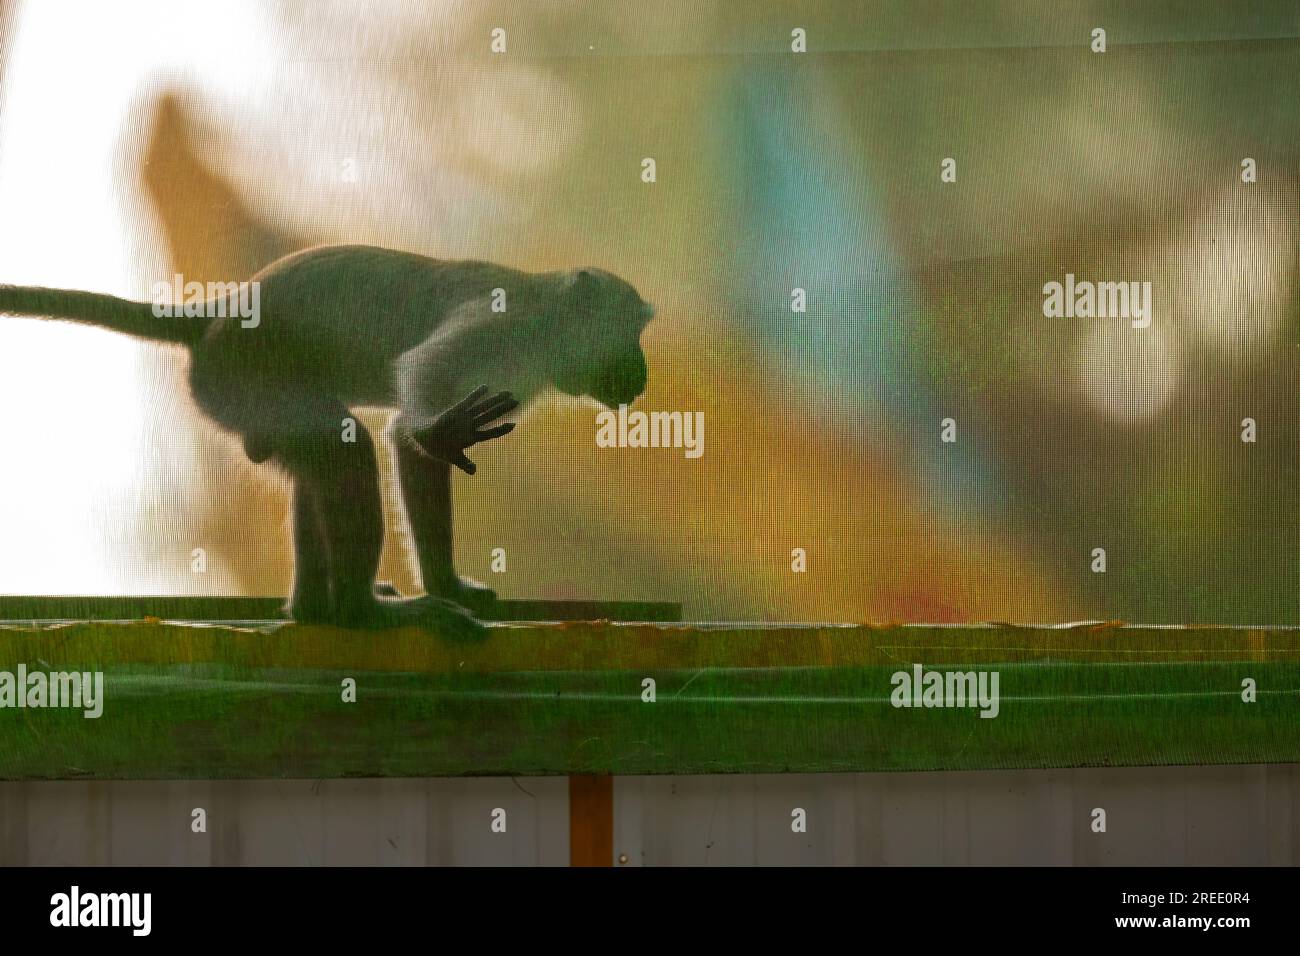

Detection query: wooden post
xmin=568 ymin=775 xmax=614 ymax=866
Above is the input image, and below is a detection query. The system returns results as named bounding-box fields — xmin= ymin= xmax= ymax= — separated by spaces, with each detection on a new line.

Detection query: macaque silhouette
xmin=1 ymin=246 xmax=654 ymax=636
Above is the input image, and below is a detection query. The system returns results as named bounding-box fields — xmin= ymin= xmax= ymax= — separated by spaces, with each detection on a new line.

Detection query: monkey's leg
xmin=271 ymin=396 xmax=482 ymax=636
xmin=275 ymin=400 xmax=384 ymax=625
xmin=394 ymin=436 xmax=497 ymax=613
xmin=284 ymin=483 xmax=334 ymax=622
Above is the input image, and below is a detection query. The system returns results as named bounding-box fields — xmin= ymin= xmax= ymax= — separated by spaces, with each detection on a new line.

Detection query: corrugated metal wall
xmin=2 ymin=764 xmax=1295 ymax=865
xmin=0 ymin=778 xmax=570 ymax=866
xmin=617 ymin=765 xmax=1298 ymax=866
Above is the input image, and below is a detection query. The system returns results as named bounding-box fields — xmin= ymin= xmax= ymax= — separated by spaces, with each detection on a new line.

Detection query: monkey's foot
xmin=284 ymin=596 xmax=332 ymax=623
xmin=372 ymin=596 xmax=486 ymax=640
xmin=289 ymin=595 xmax=486 ymax=641
xmin=429 ymin=575 xmax=497 ymax=615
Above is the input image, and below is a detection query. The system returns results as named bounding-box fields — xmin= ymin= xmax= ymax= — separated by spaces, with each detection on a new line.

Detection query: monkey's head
xmin=550 ymin=268 xmax=653 ymax=409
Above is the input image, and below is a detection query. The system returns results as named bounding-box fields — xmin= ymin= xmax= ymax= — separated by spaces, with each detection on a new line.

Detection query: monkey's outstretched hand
xmin=411 ymin=384 xmax=518 ymax=475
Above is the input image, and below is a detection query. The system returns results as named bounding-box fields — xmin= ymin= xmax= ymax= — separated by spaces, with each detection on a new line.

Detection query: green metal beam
xmin=0 ymin=619 xmax=1294 ymax=779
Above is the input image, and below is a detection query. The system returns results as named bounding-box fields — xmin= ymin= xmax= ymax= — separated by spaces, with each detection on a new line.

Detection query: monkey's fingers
xmin=447 ymin=384 xmax=491 ymax=414
xmin=411 ymin=425 xmax=474 ymax=465
xmin=450 ymin=451 xmax=477 ymax=475
xmin=471 ymin=394 xmax=518 ymax=426
xmin=467 ymin=388 xmax=514 ymax=410
xmin=473 ymin=421 xmax=516 ymax=444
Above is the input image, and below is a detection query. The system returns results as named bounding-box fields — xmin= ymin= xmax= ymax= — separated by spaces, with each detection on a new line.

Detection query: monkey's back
xmin=192 ymin=245 xmax=528 ymax=409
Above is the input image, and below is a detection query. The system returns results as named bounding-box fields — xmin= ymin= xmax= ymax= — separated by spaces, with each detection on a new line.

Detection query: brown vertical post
xmin=568 ymin=775 xmax=614 ymax=866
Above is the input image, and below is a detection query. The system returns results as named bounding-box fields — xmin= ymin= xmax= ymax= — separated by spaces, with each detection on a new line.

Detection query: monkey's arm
xmin=409 ymin=384 xmax=518 ymax=475
xmin=393 ymin=297 xmax=526 ymax=473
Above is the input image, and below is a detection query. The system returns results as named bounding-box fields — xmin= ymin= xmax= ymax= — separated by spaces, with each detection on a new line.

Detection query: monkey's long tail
xmin=0 ymin=285 xmax=210 ymax=347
